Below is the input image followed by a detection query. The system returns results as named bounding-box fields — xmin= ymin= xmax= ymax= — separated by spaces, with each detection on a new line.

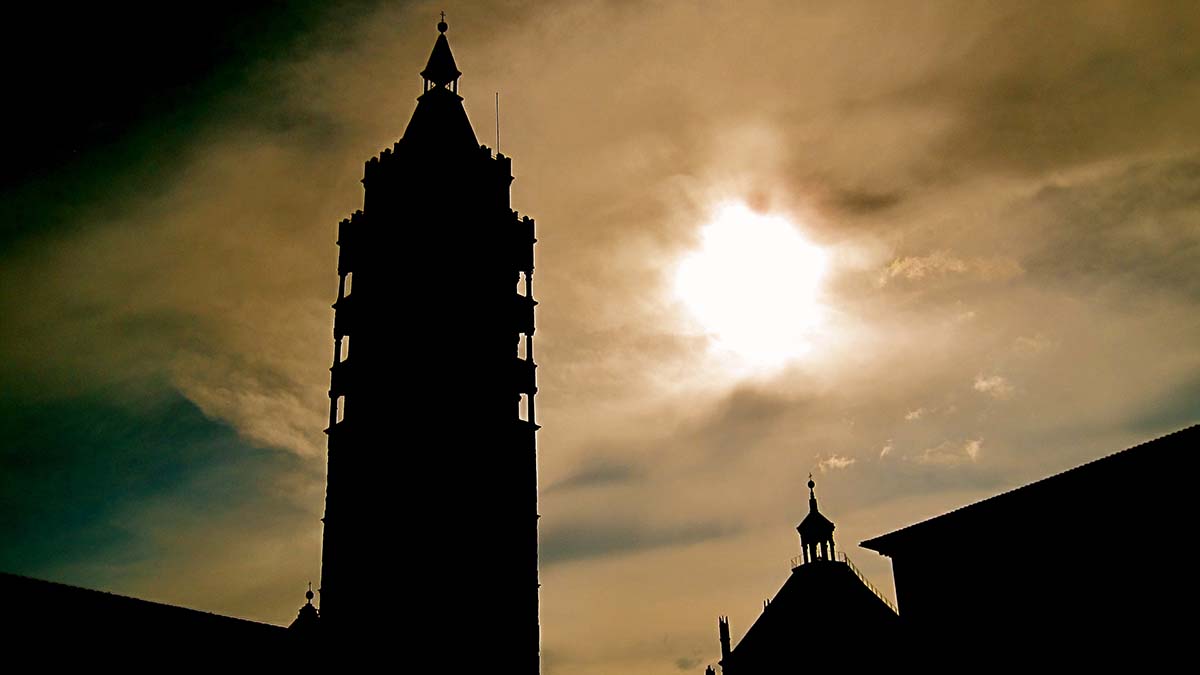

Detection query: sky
xmin=2 ymin=0 xmax=1199 ymax=672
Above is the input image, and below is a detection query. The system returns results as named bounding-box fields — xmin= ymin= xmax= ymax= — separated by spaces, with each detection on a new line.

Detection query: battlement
xmin=363 ymin=144 xmax=403 ymax=184
xmin=336 ymin=210 xmax=365 ymax=248
xmin=365 ymin=138 xmax=513 ymax=186
xmin=512 ymin=211 xmax=536 ymax=238
xmin=337 ymin=210 xmax=365 ymax=275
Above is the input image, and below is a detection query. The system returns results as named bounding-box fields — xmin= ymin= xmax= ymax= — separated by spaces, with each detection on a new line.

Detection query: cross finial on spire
xmin=438 ymin=11 xmax=448 ymax=33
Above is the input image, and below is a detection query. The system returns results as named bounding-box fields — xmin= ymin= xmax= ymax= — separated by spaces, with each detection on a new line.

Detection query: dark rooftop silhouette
xmin=2 ymin=571 xmax=288 ymax=648
xmin=862 ymin=424 xmax=1198 ymax=553
xmin=710 ymin=479 xmax=898 ymax=673
xmin=860 ymin=424 xmax=1198 ymax=663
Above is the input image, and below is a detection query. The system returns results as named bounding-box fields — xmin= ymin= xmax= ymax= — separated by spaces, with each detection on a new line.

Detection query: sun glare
xmin=674 ymin=202 xmax=829 ymax=369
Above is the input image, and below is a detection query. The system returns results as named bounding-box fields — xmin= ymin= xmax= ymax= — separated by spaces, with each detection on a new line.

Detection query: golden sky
xmin=2 ymin=2 xmax=1199 ymax=673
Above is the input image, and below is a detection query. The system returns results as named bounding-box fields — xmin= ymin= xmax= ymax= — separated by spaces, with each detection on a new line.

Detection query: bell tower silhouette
xmin=796 ymin=477 xmax=835 ymax=564
xmin=318 ymin=17 xmax=540 ymax=669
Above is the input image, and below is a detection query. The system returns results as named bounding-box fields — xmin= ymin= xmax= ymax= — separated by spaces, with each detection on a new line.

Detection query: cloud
xmin=879 ymin=251 xmax=1023 ymax=286
xmin=3 ymin=2 xmax=1200 ymax=673
xmin=974 ymin=374 xmax=1015 ymax=400
xmin=829 ymin=188 xmax=904 ymax=215
xmin=817 ymin=454 xmax=856 ymax=472
xmin=540 ymin=519 xmax=741 ymax=567
xmin=905 ymin=408 xmax=925 ymax=421
xmin=917 ymin=438 xmax=984 ymax=465
xmin=1017 ymin=155 xmax=1200 ymax=301
xmin=0 ymin=390 xmax=320 ymax=622
xmin=546 ymin=458 xmax=642 ymax=492
xmin=1014 ymin=334 xmax=1057 ymax=356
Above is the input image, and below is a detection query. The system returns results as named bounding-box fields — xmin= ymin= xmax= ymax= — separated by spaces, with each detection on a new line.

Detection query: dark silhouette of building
xmin=0 ymin=19 xmax=540 ymax=666
xmin=316 ymin=16 xmax=541 ymax=666
xmin=708 ymin=479 xmax=898 ymax=673
xmin=2 ymin=571 xmax=290 ymax=652
xmin=861 ymin=424 xmax=1198 ymax=662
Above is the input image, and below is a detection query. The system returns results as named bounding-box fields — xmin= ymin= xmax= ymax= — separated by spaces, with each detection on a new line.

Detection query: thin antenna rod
xmin=495 ymin=92 xmax=501 ymax=153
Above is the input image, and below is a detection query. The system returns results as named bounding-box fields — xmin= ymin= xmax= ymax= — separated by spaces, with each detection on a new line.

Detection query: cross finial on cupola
xmin=438 ymin=11 xmax=448 ymax=33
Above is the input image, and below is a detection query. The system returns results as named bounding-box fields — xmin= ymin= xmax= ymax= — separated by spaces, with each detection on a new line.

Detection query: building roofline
xmin=0 ymin=571 xmax=287 ymax=631
xmin=859 ymin=423 xmax=1199 ymax=555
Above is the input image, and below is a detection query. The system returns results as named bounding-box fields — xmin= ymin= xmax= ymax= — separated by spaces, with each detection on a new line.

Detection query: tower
xmin=795 ymin=476 xmax=835 ymax=565
xmin=319 ymin=18 xmax=540 ymax=668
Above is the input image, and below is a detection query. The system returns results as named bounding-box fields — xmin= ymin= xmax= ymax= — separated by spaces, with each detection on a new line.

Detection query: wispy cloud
xmin=917 ymin=438 xmax=984 ymax=465
xmin=879 ymin=251 xmax=1023 ymax=286
xmin=974 ymin=374 xmax=1015 ymax=400
xmin=540 ymin=519 xmax=742 ymax=567
xmin=1014 ymin=334 xmax=1057 ymax=356
xmin=818 ymin=454 xmax=856 ymax=472
xmin=546 ymin=458 xmax=642 ymax=492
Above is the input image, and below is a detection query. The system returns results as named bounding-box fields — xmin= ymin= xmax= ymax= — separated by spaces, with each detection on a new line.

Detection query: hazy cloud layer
xmin=2 ymin=2 xmax=1199 ymax=674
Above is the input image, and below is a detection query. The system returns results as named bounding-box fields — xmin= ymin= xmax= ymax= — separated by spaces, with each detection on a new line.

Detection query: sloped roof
xmin=726 ymin=561 xmax=897 ymax=667
xmin=421 ymin=33 xmax=462 ymax=85
xmin=797 ymin=509 xmax=834 ymax=538
xmin=861 ymin=424 xmax=1199 ymax=555
xmin=2 ymin=571 xmax=288 ymax=643
xmin=401 ymin=85 xmax=480 ymax=153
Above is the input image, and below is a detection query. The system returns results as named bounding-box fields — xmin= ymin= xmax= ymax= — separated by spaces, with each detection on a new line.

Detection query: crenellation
xmin=363 ymin=156 xmax=380 ymax=185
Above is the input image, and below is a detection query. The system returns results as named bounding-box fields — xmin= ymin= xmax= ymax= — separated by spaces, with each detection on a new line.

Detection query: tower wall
xmin=318 ymin=60 xmax=539 ymax=670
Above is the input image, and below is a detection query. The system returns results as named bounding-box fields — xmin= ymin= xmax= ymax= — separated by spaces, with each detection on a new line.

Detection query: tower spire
xmin=796 ymin=476 xmax=836 ymax=565
xmin=319 ymin=15 xmax=540 ymax=668
xmin=422 ymin=16 xmax=462 ymax=93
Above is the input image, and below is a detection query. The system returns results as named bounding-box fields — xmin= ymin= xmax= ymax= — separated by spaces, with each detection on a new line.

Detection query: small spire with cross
xmin=438 ymin=11 xmax=448 ymax=33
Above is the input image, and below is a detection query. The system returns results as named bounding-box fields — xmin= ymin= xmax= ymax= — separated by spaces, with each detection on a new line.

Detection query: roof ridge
xmin=861 ymin=423 xmax=1199 ymax=550
xmin=0 ymin=571 xmax=285 ymax=628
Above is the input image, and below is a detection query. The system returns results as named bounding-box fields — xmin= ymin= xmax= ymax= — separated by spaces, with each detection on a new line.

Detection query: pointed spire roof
xmin=421 ymin=17 xmax=462 ymax=86
xmin=403 ymin=15 xmax=479 ymax=152
xmin=287 ymin=583 xmax=320 ymax=633
xmin=797 ymin=477 xmax=835 ymax=538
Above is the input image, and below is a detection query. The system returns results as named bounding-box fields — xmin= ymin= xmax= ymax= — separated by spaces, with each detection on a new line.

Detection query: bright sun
xmin=674 ymin=202 xmax=829 ymax=369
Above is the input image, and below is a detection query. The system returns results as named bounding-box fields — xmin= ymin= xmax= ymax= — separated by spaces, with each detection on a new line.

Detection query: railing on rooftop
xmin=789 ymin=551 xmax=899 ymax=615
xmin=840 ymin=552 xmax=899 ymax=614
